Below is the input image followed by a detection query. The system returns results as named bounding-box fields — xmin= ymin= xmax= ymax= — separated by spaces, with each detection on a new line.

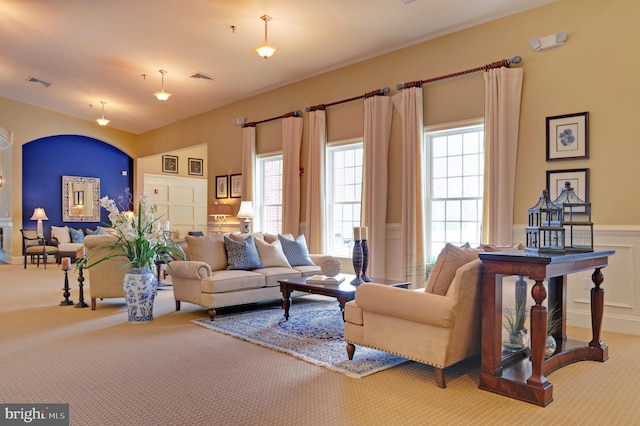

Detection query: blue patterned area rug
xmin=192 ymin=299 xmax=408 ymax=378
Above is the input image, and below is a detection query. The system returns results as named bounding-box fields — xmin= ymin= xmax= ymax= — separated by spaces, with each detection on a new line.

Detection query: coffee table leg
xmin=336 ymin=295 xmax=350 ymax=321
xmin=281 ymin=287 xmax=292 ymax=320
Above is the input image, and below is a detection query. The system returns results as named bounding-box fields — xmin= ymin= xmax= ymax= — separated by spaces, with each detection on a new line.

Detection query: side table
xmin=478 ymin=249 xmax=615 ymax=406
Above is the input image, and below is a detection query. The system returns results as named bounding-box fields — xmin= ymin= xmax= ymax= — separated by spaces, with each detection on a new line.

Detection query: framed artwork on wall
xmin=546 ymin=111 xmax=589 ymax=161
xmin=216 ymin=175 xmax=228 ymax=199
xmin=546 ymin=168 xmax=589 ymax=202
xmin=188 ymin=158 xmax=203 ymax=176
xmin=230 ymin=174 xmax=242 ymax=198
xmin=162 ymin=155 xmax=178 ymax=173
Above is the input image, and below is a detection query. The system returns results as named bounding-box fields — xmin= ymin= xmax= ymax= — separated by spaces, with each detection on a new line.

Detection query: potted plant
xmin=502 ymin=300 xmax=528 ymax=352
xmin=80 ymin=191 xmax=184 ymax=323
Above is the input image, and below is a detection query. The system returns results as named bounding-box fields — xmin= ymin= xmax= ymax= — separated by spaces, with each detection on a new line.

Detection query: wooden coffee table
xmin=279 ymin=275 xmax=410 ymax=320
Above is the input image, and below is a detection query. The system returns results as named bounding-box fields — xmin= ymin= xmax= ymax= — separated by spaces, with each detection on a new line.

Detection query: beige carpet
xmin=1 ymin=262 xmax=639 ymax=425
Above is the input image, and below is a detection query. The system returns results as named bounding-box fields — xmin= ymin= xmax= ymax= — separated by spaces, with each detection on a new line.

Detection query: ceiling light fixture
xmin=96 ymin=101 xmax=111 ymax=126
xmin=154 ymin=69 xmax=172 ymax=101
xmin=253 ymin=15 xmax=278 ymax=59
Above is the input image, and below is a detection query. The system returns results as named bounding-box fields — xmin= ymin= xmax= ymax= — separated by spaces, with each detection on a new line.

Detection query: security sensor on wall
xmin=529 ymin=31 xmax=567 ymax=51
xmin=231 ymin=116 xmax=245 ymax=127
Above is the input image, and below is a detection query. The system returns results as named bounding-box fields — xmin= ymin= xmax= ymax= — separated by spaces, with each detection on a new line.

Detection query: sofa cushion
xmin=69 ymin=227 xmax=85 ymax=243
xmin=202 ymin=270 xmax=266 ymax=293
xmin=186 ymin=234 xmax=227 ymax=271
xmin=224 ymin=235 xmax=264 ymax=270
xmin=278 ymin=234 xmax=315 ymax=266
xmin=254 ymin=238 xmax=291 ymax=268
xmin=51 ymin=226 xmax=71 ymax=244
xmin=86 ymin=227 xmax=102 ymax=236
xmin=252 ymin=267 xmax=301 ymax=287
xmin=425 ymin=243 xmax=480 ymax=296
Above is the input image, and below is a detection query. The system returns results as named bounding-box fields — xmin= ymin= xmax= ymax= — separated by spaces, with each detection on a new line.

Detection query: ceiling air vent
xmin=0 ymin=127 xmax=13 ymax=150
xmin=26 ymin=76 xmax=52 ymax=87
xmin=190 ymin=72 xmax=215 ymax=82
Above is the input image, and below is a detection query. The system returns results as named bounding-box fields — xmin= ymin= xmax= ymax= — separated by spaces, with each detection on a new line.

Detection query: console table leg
xmin=589 ymin=268 xmax=607 ymax=356
xmin=528 ymin=279 xmax=548 ymax=387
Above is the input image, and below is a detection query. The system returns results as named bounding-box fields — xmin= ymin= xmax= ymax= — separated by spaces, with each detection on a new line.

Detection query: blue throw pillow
xmin=224 ymin=235 xmax=264 ymax=270
xmin=278 ymin=234 xmax=315 ymax=266
xmin=69 ymin=228 xmax=85 ymax=243
xmin=86 ymin=227 xmax=102 ymax=235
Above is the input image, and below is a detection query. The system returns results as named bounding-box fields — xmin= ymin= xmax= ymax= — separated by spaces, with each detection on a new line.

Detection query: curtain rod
xmin=396 ymin=56 xmax=522 ymax=90
xmin=306 ymin=87 xmax=390 ymax=112
xmin=243 ymin=110 xmax=302 ymax=128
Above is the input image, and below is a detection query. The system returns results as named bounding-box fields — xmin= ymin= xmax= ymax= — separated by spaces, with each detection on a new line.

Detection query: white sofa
xmin=167 ymin=232 xmax=332 ymax=320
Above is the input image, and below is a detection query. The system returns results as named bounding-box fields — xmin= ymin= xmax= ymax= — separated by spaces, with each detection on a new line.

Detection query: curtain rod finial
xmin=510 ymin=56 xmax=522 ymax=64
xmin=396 ymin=83 xmax=404 ymax=91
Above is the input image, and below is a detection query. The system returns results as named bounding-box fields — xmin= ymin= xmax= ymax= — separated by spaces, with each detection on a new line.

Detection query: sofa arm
xmin=167 ymin=261 xmax=212 ymax=280
xmin=355 ymin=283 xmax=457 ymax=328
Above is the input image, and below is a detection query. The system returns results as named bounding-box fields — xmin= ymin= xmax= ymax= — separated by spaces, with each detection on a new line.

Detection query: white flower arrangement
xmin=82 ymin=190 xmax=184 ymax=271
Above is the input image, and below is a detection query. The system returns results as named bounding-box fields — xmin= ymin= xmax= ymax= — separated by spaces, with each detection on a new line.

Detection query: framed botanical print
xmin=546 ymin=112 xmax=589 ymax=161
xmin=546 ymin=168 xmax=589 ymax=202
xmin=230 ymin=174 xmax=242 ymax=198
xmin=188 ymin=158 xmax=203 ymax=176
xmin=162 ymin=155 xmax=178 ymax=173
xmin=216 ymin=175 xmax=228 ymax=199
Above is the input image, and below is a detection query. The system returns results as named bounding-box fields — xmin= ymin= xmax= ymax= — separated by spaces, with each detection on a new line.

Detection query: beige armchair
xmin=83 ymin=234 xmax=126 ymax=310
xmin=344 ymin=258 xmax=482 ymax=388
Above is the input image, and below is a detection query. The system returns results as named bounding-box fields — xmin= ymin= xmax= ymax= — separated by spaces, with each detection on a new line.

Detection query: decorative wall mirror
xmin=62 ymin=175 xmax=100 ymax=222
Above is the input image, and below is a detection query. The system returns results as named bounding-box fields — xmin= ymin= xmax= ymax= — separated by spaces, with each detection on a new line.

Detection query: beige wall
xmin=137 ymin=0 xmax=640 ymax=227
xmin=3 ymin=0 xmax=640 ymax=257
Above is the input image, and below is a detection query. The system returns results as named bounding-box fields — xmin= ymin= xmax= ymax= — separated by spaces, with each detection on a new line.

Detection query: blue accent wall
xmin=22 ymin=135 xmax=133 ymax=234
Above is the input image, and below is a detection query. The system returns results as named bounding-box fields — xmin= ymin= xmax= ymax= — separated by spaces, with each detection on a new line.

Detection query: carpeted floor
xmin=1 ymin=263 xmax=640 ymax=425
xmin=192 ymin=299 xmax=407 ymax=378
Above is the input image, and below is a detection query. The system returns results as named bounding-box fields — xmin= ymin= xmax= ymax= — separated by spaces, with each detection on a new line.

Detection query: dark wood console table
xmin=478 ymin=249 xmax=615 ymax=406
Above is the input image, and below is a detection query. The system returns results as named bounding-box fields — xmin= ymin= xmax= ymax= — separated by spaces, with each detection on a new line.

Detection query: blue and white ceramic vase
xmin=122 ymin=268 xmax=158 ymax=323
xmin=361 ymin=239 xmax=371 ymax=282
xmin=351 ymin=240 xmax=364 ymax=285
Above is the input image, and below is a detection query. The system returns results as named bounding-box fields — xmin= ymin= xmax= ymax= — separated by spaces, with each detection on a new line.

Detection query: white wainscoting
xmin=144 ymin=174 xmax=208 ymax=239
xmin=383 ymin=224 xmax=640 ymax=336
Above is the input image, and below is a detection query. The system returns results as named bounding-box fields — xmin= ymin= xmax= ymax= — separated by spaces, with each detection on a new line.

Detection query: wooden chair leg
xmin=434 ymin=367 xmax=446 ymax=388
xmin=91 ymin=298 xmax=96 ymax=310
xmin=175 ymin=300 xmax=181 ymax=311
xmin=346 ymin=343 xmax=356 ymax=360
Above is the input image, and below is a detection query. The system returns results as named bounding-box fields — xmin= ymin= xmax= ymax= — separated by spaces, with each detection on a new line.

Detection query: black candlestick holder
xmin=75 ymin=265 xmax=88 ymax=308
xmin=59 ymin=269 xmax=74 ymax=306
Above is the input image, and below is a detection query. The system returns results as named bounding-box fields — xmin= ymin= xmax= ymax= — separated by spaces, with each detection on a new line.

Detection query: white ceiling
xmin=0 ymin=0 xmax=554 ymax=134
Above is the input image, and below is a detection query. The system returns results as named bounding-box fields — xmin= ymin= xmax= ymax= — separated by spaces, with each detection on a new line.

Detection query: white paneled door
xmin=144 ymin=174 xmax=207 ymax=239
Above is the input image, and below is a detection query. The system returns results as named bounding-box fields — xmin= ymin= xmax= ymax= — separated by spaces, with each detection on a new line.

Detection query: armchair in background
xmin=20 ymin=229 xmax=58 ymax=269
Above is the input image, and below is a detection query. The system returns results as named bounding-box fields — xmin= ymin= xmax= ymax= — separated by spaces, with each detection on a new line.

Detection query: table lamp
xmin=30 ymin=207 xmax=48 ymax=238
xmin=209 ymin=203 xmax=232 ymax=233
xmin=236 ymin=201 xmax=255 ymax=234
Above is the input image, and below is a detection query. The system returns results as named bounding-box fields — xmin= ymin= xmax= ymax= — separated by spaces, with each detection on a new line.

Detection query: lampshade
xmin=209 ymin=203 xmax=232 ymax=217
xmin=30 ymin=207 xmax=48 ymax=221
xmin=154 ymin=69 xmax=172 ymax=101
xmin=96 ymin=100 xmax=110 ymax=126
xmin=237 ymin=201 xmax=255 ymax=219
xmin=253 ymin=15 xmax=278 ymax=59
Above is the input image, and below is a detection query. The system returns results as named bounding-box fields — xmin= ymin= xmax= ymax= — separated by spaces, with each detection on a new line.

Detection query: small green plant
xmin=547 ymin=303 xmax=562 ymax=336
xmin=424 ymin=257 xmax=436 ymax=281
xmin=503 ymin=300 xmax=528 ymax=336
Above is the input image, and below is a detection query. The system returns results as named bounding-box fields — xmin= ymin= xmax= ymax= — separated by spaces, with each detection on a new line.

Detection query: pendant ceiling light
xmin=96 ymin=101 xmax=110 ymax=126
xmin=154 ymin=69 xmax=172 ymax=101
xmin=253 ymin=15 xmax=278 ymax=59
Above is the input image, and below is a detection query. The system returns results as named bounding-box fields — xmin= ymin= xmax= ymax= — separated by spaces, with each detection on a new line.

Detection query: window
xmin=256 ymin=155 xmax=283 ymax=234
xmin=425 ymin=122 xmax=484 ymax=259
xmin=327 ymin=142 xmax=363 ymax=257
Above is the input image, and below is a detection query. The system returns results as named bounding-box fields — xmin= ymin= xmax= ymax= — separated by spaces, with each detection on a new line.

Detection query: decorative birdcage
xmin=552 ymin=181 xmax=593 ymax=252
xmin=525 ymin=189 xmax=565 ymax=253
